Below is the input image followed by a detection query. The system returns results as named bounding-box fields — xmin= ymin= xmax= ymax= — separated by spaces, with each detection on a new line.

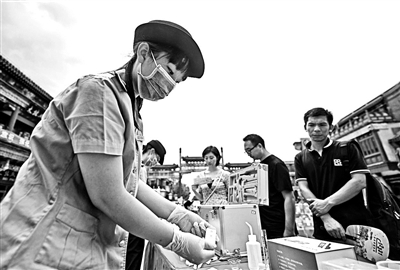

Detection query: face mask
xmin=137 ymin=51 xmax=176 ymax=101
xmin=144 ymin=151 xmax=159 ymax=168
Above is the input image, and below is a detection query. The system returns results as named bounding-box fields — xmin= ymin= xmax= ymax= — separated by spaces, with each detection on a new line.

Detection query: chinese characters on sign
xmin=0 ymin=129 xmax=30 ymax=148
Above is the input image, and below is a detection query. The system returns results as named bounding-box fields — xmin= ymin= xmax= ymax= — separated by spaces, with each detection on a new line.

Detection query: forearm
xmin=326 ymin=175 xmax=366 ymax=207
xmin=284 ymin=195 xmax=296 ymax=232
xmin=297 ymin=181 xmax=318 ymax=200
xmin=191 ymin=186 xmax=203 ymax=201
xmin=78 ymin=153 xmax=174 ymax=247
xmin=94 ymin=185 xmax=174 ymax=247
xmin=320 ymin=213 xmax=333 ymax=222
xmin=136 ymin=181 xmax=178 ymax=219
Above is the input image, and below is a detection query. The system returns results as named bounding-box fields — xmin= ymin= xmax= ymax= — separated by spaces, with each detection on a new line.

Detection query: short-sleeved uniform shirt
xmin=294 ymin=139 xmax=371 ymax=240
xmin=259 ymin=155 xmax=293 ymax=239
xmin=0 ymin=70 xmax=139 ymax=270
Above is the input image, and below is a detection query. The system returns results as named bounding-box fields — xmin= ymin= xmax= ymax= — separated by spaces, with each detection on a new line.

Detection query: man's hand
xmin=308 ymin=198 xmax=332 ymax=217
xmin=320 ymin=214 xmax=346 ymax=240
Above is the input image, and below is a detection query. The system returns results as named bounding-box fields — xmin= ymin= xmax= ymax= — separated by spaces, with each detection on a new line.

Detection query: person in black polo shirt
xmin=294 ymin=107 xmax=371 ymax=241
xmin=243 ymin=134 xmax=296 ymax=239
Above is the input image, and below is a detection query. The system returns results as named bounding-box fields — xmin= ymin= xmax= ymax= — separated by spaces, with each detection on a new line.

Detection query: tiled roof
xmin=0 ymin=55 xmax=53 ymax=101
xmin=224 ymin=162 xmax=252 ymax=167
xmin=331 ymin=106 xmax=395 ymax=139
xmin=181 ymin=156 xmax=204 ymax=162
xmin=150 ymin=164 xmax=179 ymax=170
xmin=337 ymin=82 xmax=400 ymax=127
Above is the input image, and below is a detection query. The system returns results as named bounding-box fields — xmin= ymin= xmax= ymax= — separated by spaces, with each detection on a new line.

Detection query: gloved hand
xmin=165 ymin=226 xmax=216 ymax=265
xmin=167 ymin=206 xmax=213 ymax=237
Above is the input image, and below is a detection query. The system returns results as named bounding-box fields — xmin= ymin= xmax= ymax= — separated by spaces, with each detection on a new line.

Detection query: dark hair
xmin=117 ymin=41 xmax=190 ymax=113
xmin=132 ymin=42 xmax=189 ymax=81
xmin=303 ymin=107 xmax=333 ymax=128
xmin=118 ymin=41 xmax=190 ymax=81
xmin=202 ymin=146 xmax=221 ymax=166
xmin=243 ymin=134 xmax=265 ymax=148
xmin=142 ymin=144 xmax=152 ymax=154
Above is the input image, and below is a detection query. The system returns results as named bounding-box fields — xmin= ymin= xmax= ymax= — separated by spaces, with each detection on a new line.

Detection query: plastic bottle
xmin=245 ymin=222 xmax=262 ymax=270
xmin=258 ymin=263 xmax=266 ymax=270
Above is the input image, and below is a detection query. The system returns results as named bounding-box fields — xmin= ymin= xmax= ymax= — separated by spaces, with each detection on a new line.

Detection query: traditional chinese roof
xmin=181 ymin=156 xmax=204 ymax=162
xmin=331 ymin=82 xmax=400 ymax=140
xmin=0 ymin=55 xmax=53 ymax=101
xmin=150 ymin=164 xmax=179 ymax=170
xmin=224 ymin=162 xmax=252 ymax=168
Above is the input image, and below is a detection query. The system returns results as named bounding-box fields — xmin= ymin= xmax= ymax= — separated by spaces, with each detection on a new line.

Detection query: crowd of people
xmin=0 ymin=18 xmax=382 ymax=270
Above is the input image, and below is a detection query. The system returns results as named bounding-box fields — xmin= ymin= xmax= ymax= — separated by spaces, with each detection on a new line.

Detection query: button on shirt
xmin=0 ymin=71 xmax=138 ymax=270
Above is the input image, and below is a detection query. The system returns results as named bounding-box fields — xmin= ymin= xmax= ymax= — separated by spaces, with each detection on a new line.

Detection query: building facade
xmin=0 ymin=55 xmax=53 ymax=200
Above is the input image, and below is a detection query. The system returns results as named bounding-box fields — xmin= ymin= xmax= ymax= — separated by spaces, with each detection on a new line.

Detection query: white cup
xmin=376 ymin=261 xmax=400 ymax=269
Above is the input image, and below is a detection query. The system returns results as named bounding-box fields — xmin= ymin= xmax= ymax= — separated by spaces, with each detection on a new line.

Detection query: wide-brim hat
xmin=147 ymin=140 xmax=166 ymax=165
xmin=134 ymin=20 xmax=204 ymax=78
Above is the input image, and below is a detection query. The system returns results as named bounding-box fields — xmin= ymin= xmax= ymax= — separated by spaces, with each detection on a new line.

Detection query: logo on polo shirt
xmin=333 ymin=159 xmax=343 ymax=166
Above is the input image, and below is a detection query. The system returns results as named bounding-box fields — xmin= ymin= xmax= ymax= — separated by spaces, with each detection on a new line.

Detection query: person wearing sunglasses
xmin=0 ymin=20 xmax=216 ymax=270
xmin=243 ymin=134 xmax=296 ymax=239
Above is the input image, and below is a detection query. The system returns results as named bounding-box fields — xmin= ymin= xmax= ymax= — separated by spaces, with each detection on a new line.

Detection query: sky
xmin=1 ymin=0 xmax=400 ymax=166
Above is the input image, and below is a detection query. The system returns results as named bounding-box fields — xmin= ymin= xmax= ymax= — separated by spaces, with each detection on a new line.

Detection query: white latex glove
xmin=167 ymin=206 xmax=213 ymax=237
xmin=165 ymin=226 xmax=216 ymax=265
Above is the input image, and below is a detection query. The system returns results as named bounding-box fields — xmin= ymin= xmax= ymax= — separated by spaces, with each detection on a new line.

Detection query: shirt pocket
xmin=35 ymin=203 xmax=104 ymax=270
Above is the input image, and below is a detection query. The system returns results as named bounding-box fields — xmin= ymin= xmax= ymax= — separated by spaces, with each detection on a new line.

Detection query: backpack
xmin=340 ymin=139 xmax=400 ymax=260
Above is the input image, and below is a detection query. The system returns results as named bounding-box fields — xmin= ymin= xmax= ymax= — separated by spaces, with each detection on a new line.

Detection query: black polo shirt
xmin=259 ymin=155 xmax=293 ymax=239
xmin=294 ymin=139 xmax=371 ymax=239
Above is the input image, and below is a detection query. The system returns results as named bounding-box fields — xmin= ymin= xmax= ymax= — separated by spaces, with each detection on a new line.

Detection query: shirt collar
xmin=114 ymin=69 xmax=127 ymax=92
xmin=306 ymin=137 xmax=332 ymax=152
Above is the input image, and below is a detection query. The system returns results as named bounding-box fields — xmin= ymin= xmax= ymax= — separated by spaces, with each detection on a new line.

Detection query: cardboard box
xmin=198 ymin=204 xmax=262 ymax=256
xmin=268 ymin=236 xmax=356 ymax=270
xmin=228 ymin=163 xmax=269 ymax=205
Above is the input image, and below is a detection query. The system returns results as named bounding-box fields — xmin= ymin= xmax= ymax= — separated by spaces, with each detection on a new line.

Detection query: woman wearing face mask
xmin=191 ymin=146 xmax=230 ymax=205
xmin=0 ymin=20 xmax=216 ymax=270
xmin=142 ymin=140 xmax=166 ymax=169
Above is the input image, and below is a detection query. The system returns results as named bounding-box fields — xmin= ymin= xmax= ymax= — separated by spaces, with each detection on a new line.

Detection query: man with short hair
xmin=294 ymin=107 xmax=371 ymax=241
xmin=243 ymin=134 xmax=295 ymax=239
